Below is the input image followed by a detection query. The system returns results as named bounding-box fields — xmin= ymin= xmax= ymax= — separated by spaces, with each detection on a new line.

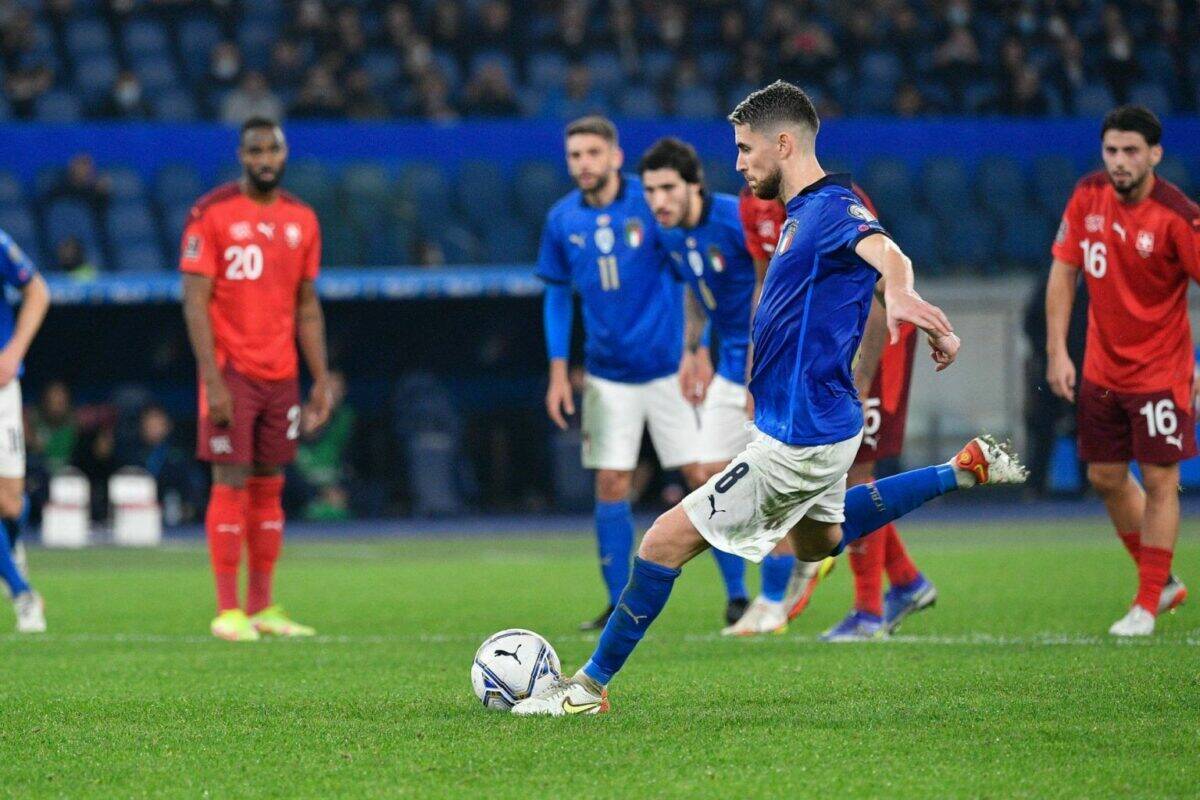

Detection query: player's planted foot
xmin=952 ymin=436 xmax=1028 ymax=487
xmin=249 ymin=605 xmax=315 ymax=637
xmin=579 ymin=604 xmax=614 ymax=632
xmin=820 ymin=610 xmax=884 ymax=642
xmin=1109 ymin=605 xmax=1155 ymax=637
xmin=721 ymin=597 xmax=787 ymax=637
xmin=1159 ymin=575 xmax=1187 ymax=614
xmin=511 ymin=675 xmax=609 ymax=716
xmin=211 ymin=609 xmax=260 ymax=642
xmin=785 ymin=557 xmax=836 ymax=620
xmin=724 ymin=596 xmax=750 ymax=626
xmin=883 ymin=574 xmax=938 ymax=633
xmin=13 ymin=590 xmax=45 ymax=633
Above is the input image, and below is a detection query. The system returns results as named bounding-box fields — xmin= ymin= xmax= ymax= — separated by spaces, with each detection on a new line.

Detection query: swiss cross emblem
xmin=285 ymin=223 xmax=302 ymax=249
xmin=1135 ymin=230 xmax=1154 ymax=258
xmin=1084 ymin=214 xmax=1104 ymax=232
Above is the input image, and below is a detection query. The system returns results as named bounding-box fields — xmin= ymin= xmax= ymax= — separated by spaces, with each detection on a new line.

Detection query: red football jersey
xmin=180 ymin=183 xmax=321 ymax=381
xmin=1051 ymin=171 xmax=1200 ymax=393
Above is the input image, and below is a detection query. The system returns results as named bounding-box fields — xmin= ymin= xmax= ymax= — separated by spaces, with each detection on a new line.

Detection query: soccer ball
xmin=471 ymin=629 xmax=561 ymax=711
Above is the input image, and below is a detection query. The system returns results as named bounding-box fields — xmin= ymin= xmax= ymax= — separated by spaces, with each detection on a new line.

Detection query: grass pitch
xmin=2 ymin=518 xmax=1198 ymax=799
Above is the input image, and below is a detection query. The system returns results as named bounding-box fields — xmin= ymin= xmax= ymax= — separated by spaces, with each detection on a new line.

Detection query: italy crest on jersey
xmin=624 ymin=218 xmax=644 ymax=248
xmin=594 ymin=226 xmax=615 ymax=254
xmin=776 ymin=219 xmax=798 ymax=255
xmin=707 ymin=244 xmax=726 ymax=272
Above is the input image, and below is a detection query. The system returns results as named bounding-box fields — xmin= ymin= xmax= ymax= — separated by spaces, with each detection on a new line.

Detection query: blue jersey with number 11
xmin=0 ymin=229 xmax=36 ymax=373
xmin=536 ymin=175 xmax=682 ymax=383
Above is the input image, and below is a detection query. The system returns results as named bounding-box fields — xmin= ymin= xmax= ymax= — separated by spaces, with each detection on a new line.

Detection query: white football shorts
xmin=694 ymin=374 xmax=754 ymax=464
xmin=682 ymin=426 xmax=862 ymax=562
xmin=581 ymin=373 xmax=700 ymax=471
xmin=0 ymin=380 xmax=25 ymax=479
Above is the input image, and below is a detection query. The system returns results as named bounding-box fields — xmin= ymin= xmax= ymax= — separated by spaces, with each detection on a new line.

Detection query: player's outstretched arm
xmin=543 ymin=282 xmax=574 ymax=430
xmin=854 ymin=233 xmax=958 ymax=371
xmin=0 ymin=273 xmax=49 ymax=387
xmin=1044 ymin=259 xmax=1079 ymax=403
xmin=296 ymin=279 xmax=332 ymax=433
xmin=182 ymin=273 xmax=232 ymax=427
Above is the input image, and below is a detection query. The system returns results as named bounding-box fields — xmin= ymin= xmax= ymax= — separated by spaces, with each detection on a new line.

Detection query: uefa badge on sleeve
xmin=184 ymin=234 xmax=202 ymax=261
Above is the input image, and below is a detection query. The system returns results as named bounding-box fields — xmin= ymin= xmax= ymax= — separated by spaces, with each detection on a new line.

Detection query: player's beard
xmin=1107 ymin=167 xmax=1148 ymax=199
xmin=751 ymin=167 xmax=783 ymax=201
xmin=580 ymin=170 xmax=610 ymax=199
xmin=247 ymin=164 xmax=286 ymax=194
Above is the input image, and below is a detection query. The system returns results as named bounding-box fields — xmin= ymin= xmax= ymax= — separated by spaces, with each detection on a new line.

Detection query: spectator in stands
xmin=72 ymin=424 xmax=117 ymax=521
xmin=985 ymin=65 xmax=1049 ymax=117
xmin=608 ymin=1 xmax=639 ymax=74
xmin=552 ymin=0 xmax=589 ymax=56
xmin=344 ymin=69 xmax=389 ymax=120
xmin=334 ymin=6 xmax=368 ymax=63
xmin=1047 ymin=34 xmax=1087 ymax=112
xmin=46 ymin=153 xmax=111 ymax=214
xmin=295 ymin=371 xmax=355 ymax=521
xmin=51 ymin=236 xmax=98 ymax=281
xmin=430 ymin=0 xmax=467 ymax=60
xmin=408 ymin=65 xmax=458 ymax=122
xmin=893 ymin=81 xmax=928 ymax=118
xmin=462 ymin=60 xmax=519 ymax=118
xmin=268 ymin=40 xmax=307 ymax=95
xmin=932 ymin=21 xmax=982 ymax=111
xmin=1097 ymin=3 xmax=1138 ymax=102
xmin=290 ymin=65 xmax=345 ymax=119
xmin=779 ymin=18 xmax=839 ymax=92
xmin=27 ymin=381 xmax=78 ymax=476
xmin=3 ymin=65 xmax=53 ymax=120
xmin=841 ymin=8 xmax=879 ymax=64
xmin=384 ymin=2 xmax=417 ymax=50
xmin=291 ymin=0 xmax=334 ymax=54
xmin=888 ymin=4 xmax=924 ymax=73
xmin=208 ymin=41 xmax=243 ymax=92
xmin=220 ymin=70 xmax=284 ymax=126
xmin=130 ymin=403 xmax=202 ymax=523
xmin=99 ymin=70 xmax=152 ymax=119
xmin=652 ymin=2 xmax=688 ymax=52
xmin=472 ymin=1 xmax=516 ymax=53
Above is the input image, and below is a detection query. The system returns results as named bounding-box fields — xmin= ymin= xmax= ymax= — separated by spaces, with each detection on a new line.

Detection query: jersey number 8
xmin=224 ymin=244 xmax=264 ymax=281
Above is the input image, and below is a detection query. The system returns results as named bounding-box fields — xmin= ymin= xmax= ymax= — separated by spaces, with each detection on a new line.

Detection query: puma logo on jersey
xmin=1166 ymin=434 xmax=1183 ymax=451
xmin=1111 ymin=221 xmax=1126 ymax=242
xmin=569 ymin=233 xmax=586 ymax=248
xmin=257 ymin=222 xmax=276 ymax=240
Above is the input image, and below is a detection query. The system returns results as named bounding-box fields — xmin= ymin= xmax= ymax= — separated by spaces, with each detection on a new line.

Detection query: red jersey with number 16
xmin=1051 ymin=172 xmax=1200 ymax=393
xmin=179 ymin=183 xmax=321 ymax=381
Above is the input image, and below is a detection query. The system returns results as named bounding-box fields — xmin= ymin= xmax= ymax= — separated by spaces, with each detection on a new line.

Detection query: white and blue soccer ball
xmin=471 ymin=629 xmax=561 ymax=711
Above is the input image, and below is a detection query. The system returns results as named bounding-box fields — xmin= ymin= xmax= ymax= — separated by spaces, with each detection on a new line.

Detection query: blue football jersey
xmin=750 ymin=174 xmax=888 ymax=446
xmin=536 ymin=175 xmax=682 ymax=383
xmin=657 ymin=192 xmax=756 ymax=386
xmin=0 ymin=229 xmax=37 ymax=373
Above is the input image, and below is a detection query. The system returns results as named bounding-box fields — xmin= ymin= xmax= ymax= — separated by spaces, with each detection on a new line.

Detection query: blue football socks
xmin=583 ymin=557 xmax=680 ymax=685
xmin=710 ymin=548 xmax=747 ymax=602
xmin=760 ymin=553 xmax=795 ymax=603
xmin=836 ymin=465 xmax=958 ymax=555
xmin=0 ymin=530 xmax=28 ymax=596
xmin=594 ymin=500 xmax=635 ymax=607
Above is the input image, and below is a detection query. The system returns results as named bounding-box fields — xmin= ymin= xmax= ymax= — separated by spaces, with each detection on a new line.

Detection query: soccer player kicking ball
xmin=514 ymin=81 xmax=1025 ymax=716
xmin=1046 ymin=105 xmax=1197 ymax=637
xmin=539 ymin=117 xmax=705 ymax=631
xmin=0 ymin=228 xmax=49 ymax=633
xmin=181 ymin=118 xmax=333 ymax=642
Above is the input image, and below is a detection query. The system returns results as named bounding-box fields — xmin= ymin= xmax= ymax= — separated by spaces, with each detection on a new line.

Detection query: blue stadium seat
xmin=640 ymin=50 xmax=675 ymax=83
xmin=1129 ymin=82 xmax=1172 ymax=117
xmin=976 ymin=156 xmax=1026 ymax=217
xmin=860 ymin=51 xmax=902 ymax=90
xmin=1001 ymin=214 xmax=1056 ymax=267
xmin=44 ymin=200 xmax=101 ymax=253
xmin=341 ymin=163 xmax=393 ymax=228
xmin=583 ymin=51 xmax=622 ymax=92
xmin=617 ymin=86 xmax=661 ymax=119
xmin=321 ymin=216 xmax=364 ymax=266
xmin=365 ymin=216 xmax=415 ymax=266
xmin=122 ymin=19 xmax=170 ymax=58
xmin=237 ymin=21 xmax=276 ymax=70
xmin=469 ymin=52 xmax=517 ymax=86
xmin=34 ymin=91 xmax=83 ymax=123
xmin=106 ymin=201 xmax=157 ymax=244
xmin=920 ymin=157 xmax=971 ymax=220
xmin=162 ymin=203 xmax=192 ymax=249
xmin=134 ymin=55 xmax=181 ymax=98
xmin=675 ymin=87 xmax=718 ymax=120
xmin=179 ymin=17 xmax=223 ymax=80
xmin=697 ymin=51 xmax=732 ymax=84
xmin=0 ymin=96 xmax=9 ymax=121
xmin=939 ymin=208 xmax=1001 ymax=272
xmin=513 ymin=161 xmax=565 ymax=224
xmin=113 ymin=241 xmax=165 ymax=273
xmin=1157 ymin=155 xmax=1192 ymax=196
xmin=107 ymin=168 xmax=146 ymax=202
xmin=703 ymin=159 xmax=742 ymax=196
xmin=434 ymin=222 xmax=481 ymax=264
xmin=0 ymin=172 xmax=25 ymax=208
xmin=887 ymin=211 xmax=939 ymax=274
xmin=482 ymin=217 xmax=534 ymax=263
xmin=282 ymin=160 xmax=335 ymax=211
xmin=1073 ymin=84 xmax=1115 ymax=117
xmin=1032 ymin=155 xmax=1078 ymax=216
xmin=155 ymin=164 xmax=202 ymax=207
xmin=65 ymin=16 xmax=113 ymax=58
xmin=153 ymin=90 xmax=199 ymax=122
xmin=399 ymin=164 xmax=452 ymax=231
xmin=431 ymin=51 xmax=462 ymax=90
xmin=362 ymin=50 xmax=401 ymax=89
xmin=527 ymin=51 xmax=567 ymax=90
xmin=0 ymin=207 xmax=40 ymax=263
xmin=74 ymin=53 xmax=120 ymax=108
xmin=457 ymin=160 xmax=511 ymax=229
xmin=861 ymin=157 xmax=914 ymax=216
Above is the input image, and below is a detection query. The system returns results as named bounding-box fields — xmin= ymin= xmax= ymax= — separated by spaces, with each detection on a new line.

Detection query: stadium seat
xmin=457 ymin=160 xmax=512 ymax=229
xmin=237 ymin=21 xmax=276 ymax=70
xmin=162 ymin=203 xmax=192 ymax=249
xmin=886 ymin=212 xmax=939 ymax=274
xmin=431 ymin=51 xmax=462 ymax=91
xmin=1129 ymin=82 xmax=1172 ymax=117
xmin=920 ymin=157 xmax=971 ymax=220
xmin=703 ymin=159 xmax=742 ymax=196
xmin=65 ymin=16 xmax=113 ymax=58
xmin=106 ymin=202 xmax=157 ymax=244
xmin=697 ymin=51 xmax=732 ymax=84
xmin=340 ymin=163 xmax=394 ymax=229
xmin=940 ymin=208 xmax=1001 ymax=272
xmin=1001 ymin=213 xmax=1056 ymax=267
xmin=976 ymin=156 xmax=1027 ymax=217
xmin=617 ymin=86 xmax=662 ymax=119
xmin=583 ymin=51 xmax=623 ymax=92
xmin=44 ymin=200 xmax=101 ymax=254
xmin=860 ymin=52 xmax=902 ymax=91
xmin=153 ymin=90 xmax=200 ymax=122
xmin=107 ymin=168 xmax=147 ymax=202
xmin=321 ymin=215 xmax=364 ymax=267
xmin=74 ymin=53 xmax=120 ymax=108
xmin=282 ymin=160 xmax=336 ymax=214
xmin=513 ymin=161 xmax=565 ymax=224
xmin=398 ymin=164 xmax=453 ymax=233
xmin=1073 ymin=84 xmax=1115 ymax=117
xmin=362 ymin=50 xmax=402 ymax=89
xmin=134 ymin=55 xmax=181 ymax=98
xmin=481 ymin=217 xmax=534 ymax=263
xmin=0 ymin=172 xmax=25 ymax=208
xmin=1157 ymin=154 xmax=1192 ymax=196
xmin=1032 ymin=155 xmax=1078 ymax=216
xmin=527 ymin=51 xmax=568 ymax=90
xmin=861 ymin=158 xmax=914 ymax=216
xmin=122 ymin=19 xmax=171 ymax=58
xmin=34 ymin=91 xmax=84 ymax=123
xmin=640 ymin=50 xmax=676 ymax=84
xmin=113 ymin=241 xmax=165 ymax=273
xmin=0 ymin=207 xmax=40 ymax=263
xmin=154 ymin=164 xmax=202 ymax=207
xmin=365 ymin=215 xmax=415 ymax=265
xmin=179 ymin=17 xmax=223 ymax=80
xmin=434 ymin=222 xmax=481 ymax=264
xmin=674 ymin=87 xmax=718 ymax=120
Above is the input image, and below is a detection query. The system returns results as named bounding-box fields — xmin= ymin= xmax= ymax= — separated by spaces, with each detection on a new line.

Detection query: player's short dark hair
xmin=637 ymin=137 xmax=704 ymax=185
xmin=728 ymin=80 xmax=820 ymax=135
xmin=240 ymin=116 xmax=281 ymax=141
xmin=1101 ymin=105 xmax=1162 ymax=146
xmin=565 ymin=115 xmax=618 ymax=144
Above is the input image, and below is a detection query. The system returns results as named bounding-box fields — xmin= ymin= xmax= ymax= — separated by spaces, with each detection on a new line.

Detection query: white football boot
xmin=1158 ymin=575 xmax=1187 ymax=614
xmin=952 ymin=435 xmax=1029 ymax=487
xmin=1109 ymin=605 xmax=1155 ymax=637
xmin=721 ymin=596 xmax=788 ymax=636
xmin=13 ymin=590 xmax=45 ymax=633
xmin=511 ymin=676 xmax=609 ymax=716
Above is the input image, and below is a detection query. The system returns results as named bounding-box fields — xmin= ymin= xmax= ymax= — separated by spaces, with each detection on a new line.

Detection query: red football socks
xmin=848 ymin=529 xmax=885 ymax=617
xmin=246 ymin=475 xmax=286 ymax=615
xmin=1134 ymin=545 xmax=1173 ymax=615
xmin=1117 ymin=531 xmax=1141 ymax=565
xmin=881 ymin=523 xmax=921 ymax=588
xmin=206 ymin=484 xmax=248 ymax=612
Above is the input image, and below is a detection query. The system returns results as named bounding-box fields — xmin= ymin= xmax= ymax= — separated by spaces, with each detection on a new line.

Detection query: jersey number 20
xmin=224 ymin=244 xmax=264 ymax=281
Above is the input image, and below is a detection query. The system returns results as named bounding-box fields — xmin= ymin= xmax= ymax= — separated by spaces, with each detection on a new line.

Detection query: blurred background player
xmin=735 ymin=182 xmax=932 ymax=640
xmin=181 ymin=117 xmax=333 ymax=642
xmin=0 ymin=227 xmax=49 ymax=633
xmin=1046 ymin=105 xmax=1198 ymax=637
xmin=539 ymin=116 xmax=702 ymax=631
xmin=638 ymin=136 xmax=758 ymax=627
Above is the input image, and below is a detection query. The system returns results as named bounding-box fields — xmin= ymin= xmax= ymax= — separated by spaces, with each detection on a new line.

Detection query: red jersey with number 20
xmin=1052 ymin=172 xmax=1200 ymax=394
xmin=179 ymin=183 xmax=321 ymax=381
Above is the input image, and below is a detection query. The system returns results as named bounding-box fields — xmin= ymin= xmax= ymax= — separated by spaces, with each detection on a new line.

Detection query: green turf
xmin=2 ymin=519 xmax=1198 ymax=799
